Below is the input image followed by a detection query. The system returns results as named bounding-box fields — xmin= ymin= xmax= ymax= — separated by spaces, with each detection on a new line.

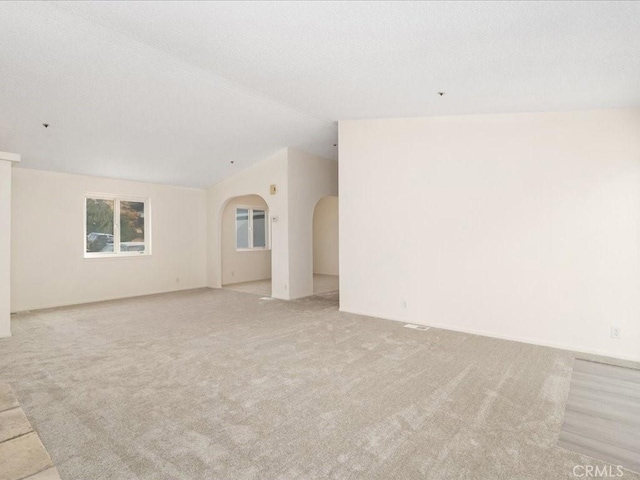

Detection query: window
xmin=85 ymin=195 xmax=150 ymax=257
xmin=236 ymin=206 xmax=269 ymax=250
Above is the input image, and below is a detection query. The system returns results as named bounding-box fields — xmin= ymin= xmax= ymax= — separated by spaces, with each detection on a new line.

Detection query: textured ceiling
xmin=1 ymin=1 xmax=639 ymax=187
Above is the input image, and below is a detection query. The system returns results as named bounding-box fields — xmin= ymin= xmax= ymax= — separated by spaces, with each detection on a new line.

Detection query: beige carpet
xmin=222 ymin=278 xmax=272 ymax=296
xmin=223 ymin=274 xmax=339 ymax=297
xmin=0 ymin=288 xmax=637 ymax=480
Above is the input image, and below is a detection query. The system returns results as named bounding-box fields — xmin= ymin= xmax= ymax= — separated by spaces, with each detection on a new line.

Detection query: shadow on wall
xmin=221 ymin=194 xmax=272 ymax=287
xmin=313 ymin=196 xmax=338 ymax=276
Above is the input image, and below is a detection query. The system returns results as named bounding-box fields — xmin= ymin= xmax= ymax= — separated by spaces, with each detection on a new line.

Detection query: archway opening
xmin=221 ymin=194 xmax=272 ymax=297
xmin=312 ymin=196 xmax=339 ymax=299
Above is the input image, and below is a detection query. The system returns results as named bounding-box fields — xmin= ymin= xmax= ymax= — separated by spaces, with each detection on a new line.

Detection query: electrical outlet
xmin=176 ymin=277 xmax=180 ymax=283
xmin=610 ymin=326 xmax=622 ymax=339
xmin=401 ymin=299 xmax=408 ymax=310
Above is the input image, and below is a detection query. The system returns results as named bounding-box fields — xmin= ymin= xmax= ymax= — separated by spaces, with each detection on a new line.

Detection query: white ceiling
xmin=1 ymin=1 xmax=639 ymax=187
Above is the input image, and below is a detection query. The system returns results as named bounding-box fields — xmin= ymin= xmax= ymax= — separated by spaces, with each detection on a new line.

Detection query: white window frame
xmin=235 ymin=205 xmax=270 ymax=252
xmin=84 ymin=194 xmax=151 ymax=258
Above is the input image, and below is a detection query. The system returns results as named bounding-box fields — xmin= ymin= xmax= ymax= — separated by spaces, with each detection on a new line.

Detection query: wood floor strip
xmin=559 ymin=359 xmax=640 ymax=474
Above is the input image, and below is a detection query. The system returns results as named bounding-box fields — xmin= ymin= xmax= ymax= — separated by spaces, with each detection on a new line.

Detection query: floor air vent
xmin=404 ymin=324 xmax=430 ymax=331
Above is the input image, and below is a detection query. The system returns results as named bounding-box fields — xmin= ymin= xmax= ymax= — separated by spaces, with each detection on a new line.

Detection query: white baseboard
xmin=339 ymin=307 xmax=640 ymax=364
xmin=11 ymin=285 xmax=210 ymax=313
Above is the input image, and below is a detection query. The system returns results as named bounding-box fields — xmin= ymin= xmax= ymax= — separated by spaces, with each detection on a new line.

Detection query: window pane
xmin=252 ymin=209 xmax=267 ymax=248
xmin=120 ymin=201 xmax=145 ymax=253
xmin=86 ymin=198 xmax=114 ymax=253
xmin=236 ymin=208 xmax=249 ymax=249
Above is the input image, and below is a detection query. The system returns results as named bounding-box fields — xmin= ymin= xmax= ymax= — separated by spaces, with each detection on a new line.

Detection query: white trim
xmin=235 ymin=205 xmax=270 ymax=251
xmin=338 ymin=306 xmax=640 ymax=363
xmin=84 ymin=194 xmax=151 ymax=258
xmin=235 ymin=204 xmax=266 ymax=210
xmin=10 ymin=285 xmax=208 ymax=314
xmin=0 ymin=151 xmax=21 ymax=163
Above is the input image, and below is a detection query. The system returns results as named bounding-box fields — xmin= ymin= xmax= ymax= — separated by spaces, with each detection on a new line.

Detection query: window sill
xmin=84 ymin=253 xmax=152 ymax=259
xmin=235 ymin=248 xmax=271 ymax=253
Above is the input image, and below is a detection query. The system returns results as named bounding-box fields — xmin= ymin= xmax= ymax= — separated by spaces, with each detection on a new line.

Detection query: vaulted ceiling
xmin=1 ymin=1 xmax=639 ymax=187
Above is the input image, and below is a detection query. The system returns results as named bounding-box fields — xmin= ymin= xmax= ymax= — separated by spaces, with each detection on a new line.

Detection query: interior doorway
xmin=221 ymin=194 xmax=272 ymax=296
xmin=312 ymin=196 xmax=339 ymax=298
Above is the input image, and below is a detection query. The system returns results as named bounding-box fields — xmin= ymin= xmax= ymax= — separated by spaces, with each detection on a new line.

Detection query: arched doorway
xmin=221 ymin=194 xmax=272 ymax=296
xmin=312 ymin=196 xmax=339 ymax=299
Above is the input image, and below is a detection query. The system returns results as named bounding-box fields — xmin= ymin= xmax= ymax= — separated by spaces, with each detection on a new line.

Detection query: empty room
xmin=1 ymin=1 xmax=639 ymax=479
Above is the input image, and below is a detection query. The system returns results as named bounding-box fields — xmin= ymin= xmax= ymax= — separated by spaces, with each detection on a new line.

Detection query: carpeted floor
xmin=223 ymin=274 xmax=339 ymax=297
xmin=0 ymin=288 xmax=637 ymax=480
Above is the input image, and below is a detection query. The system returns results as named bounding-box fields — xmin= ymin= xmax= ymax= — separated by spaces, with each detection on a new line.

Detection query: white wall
xmin=208 ymin=149 xmax=289 ymax=298
xmin=221 ymin=194 xmax=271 ymax=285
xmin=288 ymin=149 xmax=338 ymax=298
xmin=10 ymin=148 xmax=336 ymax=311
xmin=11 ymin=168 xmax=207 ymax=311
xmin=313 ymin=196 xmax=339 ymax=275
xmin=207 ymin=148 xmax=338 ymax=300
xmin=340 ymin=108 xmax=640 ymax=362
xmin=0 ymin=156 xmax=19 ymax=336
